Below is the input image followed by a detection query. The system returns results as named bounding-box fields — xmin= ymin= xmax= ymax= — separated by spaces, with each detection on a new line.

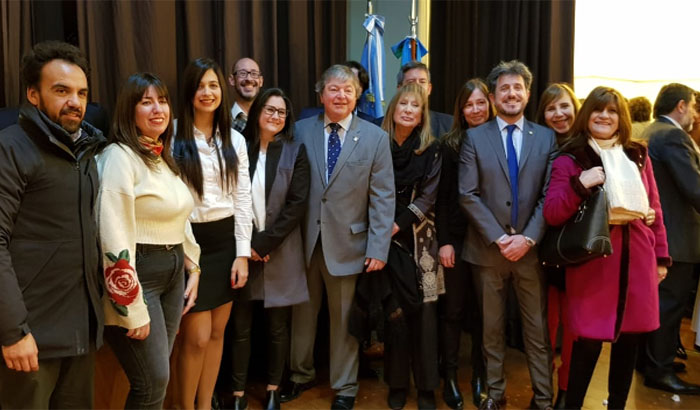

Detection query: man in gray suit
xmin=281 ymin=65 xmax=395 ymax=410
xmin=458 ymin=60 xmax=557 ymax=410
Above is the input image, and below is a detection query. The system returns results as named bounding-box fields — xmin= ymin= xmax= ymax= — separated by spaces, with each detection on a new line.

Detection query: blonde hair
xmin=382 ymin=83 xmax=434 ymax=154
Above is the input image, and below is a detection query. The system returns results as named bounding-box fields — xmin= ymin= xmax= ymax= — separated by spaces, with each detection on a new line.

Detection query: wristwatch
xmin=525 ymin=236 xmax=536 ymax=247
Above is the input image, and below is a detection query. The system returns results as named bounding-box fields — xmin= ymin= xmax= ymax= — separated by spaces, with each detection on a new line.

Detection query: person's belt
xmin=136 ymin=243 xmax=179 ymax=253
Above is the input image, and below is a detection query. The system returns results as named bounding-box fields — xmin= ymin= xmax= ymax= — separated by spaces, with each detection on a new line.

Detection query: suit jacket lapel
xmin=518 ymin=121 xmax=536 ymax=171
xmin=264 ymin=139 xmax=282 ymax=200
xmin=309 ymin=117 xmax=327 ymax=188
xmin=485 ymin=120 xmax=511 ymax=184
xmin=327 ymin=116 xmax=360 ymax=188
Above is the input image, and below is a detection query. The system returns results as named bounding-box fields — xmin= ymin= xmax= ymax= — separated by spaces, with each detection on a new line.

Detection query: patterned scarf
xmin=139 ymin=135 xmax=163 ymax=156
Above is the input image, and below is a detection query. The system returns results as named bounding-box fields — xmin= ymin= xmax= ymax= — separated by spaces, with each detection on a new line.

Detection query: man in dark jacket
xmin=643 ymin=83 xmax=700 ymax=394
xmin=0 ymin=41 xmax=105 ymax=408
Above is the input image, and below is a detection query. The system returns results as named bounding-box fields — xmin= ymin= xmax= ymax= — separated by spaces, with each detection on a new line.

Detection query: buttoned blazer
xmin=646 ymin=117 xmax=700 ymax=262
xmin=458 ymin=118 xmax=557 ymax=266
xmin=295 ymin=114 xmax=395 ymax=276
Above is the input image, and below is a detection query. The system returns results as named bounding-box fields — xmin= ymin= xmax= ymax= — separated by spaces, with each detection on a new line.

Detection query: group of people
xmin=2 ymin=39 xmax=700 ymax=410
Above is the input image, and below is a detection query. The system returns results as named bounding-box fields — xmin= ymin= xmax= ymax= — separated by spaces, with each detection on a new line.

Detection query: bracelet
xmin=187 ymin=265 xmax=201 ymax=276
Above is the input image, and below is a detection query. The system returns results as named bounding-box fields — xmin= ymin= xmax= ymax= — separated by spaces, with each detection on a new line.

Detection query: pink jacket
xmin=543 ymin=144 xmax=670 ymax=341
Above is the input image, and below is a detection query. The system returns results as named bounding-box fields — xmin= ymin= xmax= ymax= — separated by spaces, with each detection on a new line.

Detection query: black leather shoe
xmin=553 ymin=390 xmax=566 ymax=409
xmin=388 ymin=388 xmax=407 ymax=409
xmin=211 ymin=392 xmax=222 ymax=410
xmin=673 ymin=361 xmax=687 ymax=373
xmin=443 ymin=377 xmax=463 ymax=409
xmin=471 ymin=376 xmax=486 ymax=407
xmin=331 ymin=395 xmax=355 ymax=410
xmin=478 ymin=397 xmax=506 ymax=410
xmin=264 ymin=390 xmax=280 ymax=410
xmin=417 ymin=390 xmax=436 ymax=410
xmin=644 ymin=374 xmax=700 ymax=395
xmin=279 ymin=379 xmax=317 ymax=403
xmin=233 ymin=394 xmax=248 ymax=410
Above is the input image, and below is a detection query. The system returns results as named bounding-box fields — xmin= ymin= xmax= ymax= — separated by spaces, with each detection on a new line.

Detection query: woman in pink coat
xmin=543 ymin=86 xmax=670 ymax=409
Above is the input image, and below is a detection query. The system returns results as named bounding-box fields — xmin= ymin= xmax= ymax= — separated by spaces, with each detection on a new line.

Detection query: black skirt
xmin=190 ymin=216 xmax=237 ymax=312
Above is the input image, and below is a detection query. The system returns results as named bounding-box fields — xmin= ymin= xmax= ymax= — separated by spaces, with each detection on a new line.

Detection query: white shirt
xmin=187 ymin=126 xmax=253 ymax=257
xmin=251 ymin=151 xmax=267 ymax=231
xmin=231 ymin=102 xmax=246 ymax=121
xmin=496 ymin=115 xmax=525 ymax=163
xmin=323 ymin=113 xmax=353 ymax=182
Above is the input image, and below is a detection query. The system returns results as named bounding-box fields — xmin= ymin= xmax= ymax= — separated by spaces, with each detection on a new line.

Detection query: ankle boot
xmin=443 ymin=371 xmax=464 ymax=409
xmin=265 ymin=390 xmax=280 ymax=410
xmin=472 ymin=375 xmax=486 ymax=407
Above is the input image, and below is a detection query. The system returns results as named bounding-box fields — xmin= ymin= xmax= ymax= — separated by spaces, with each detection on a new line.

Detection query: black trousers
xmin=438 ymin=244 xmax=484 ymax=379
xmin=231 ymin=300 xmax=290 ymax=390
xmin=644 ymin=262 xmax=695 ymax=378
xmin=566 ymin=334 xmax=639 ymax=410
xmin=385 ymin=301 xmax=440 ymax=391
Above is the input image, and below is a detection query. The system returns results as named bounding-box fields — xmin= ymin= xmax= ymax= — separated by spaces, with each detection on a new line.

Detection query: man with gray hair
xmin=281 ymin=64 xmax=395 ymax=409
xmin=459 ymin=60 xmax=556 ymax=410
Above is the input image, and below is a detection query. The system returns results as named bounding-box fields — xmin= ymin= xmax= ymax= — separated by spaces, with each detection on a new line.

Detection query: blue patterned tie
xmin=506 ymin=124 xmax=518 ymax=231
xmin=327 ymin=123 xmax=341 ymax=180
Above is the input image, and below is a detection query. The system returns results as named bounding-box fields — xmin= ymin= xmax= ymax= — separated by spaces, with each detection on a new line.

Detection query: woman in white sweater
xmin=172 ymin=58 xmax=252 ymax=410
xmin=97 ymin=72 xmax=201 ymax=409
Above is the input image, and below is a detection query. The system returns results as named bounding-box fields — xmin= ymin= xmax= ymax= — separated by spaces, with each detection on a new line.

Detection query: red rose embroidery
xmin=105 ymin=250 xmax=139 ymax=309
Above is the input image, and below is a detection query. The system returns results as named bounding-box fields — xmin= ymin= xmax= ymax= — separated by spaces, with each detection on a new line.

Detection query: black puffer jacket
xmin=0 ymin=104 xmax=105 ymax=359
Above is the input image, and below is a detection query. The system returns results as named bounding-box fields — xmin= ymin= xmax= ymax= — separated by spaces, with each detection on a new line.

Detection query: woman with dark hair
xmin=381 ymin=83 xmax=442 ymax=410
xmin=230 ymin=88 xmax=310 ymax=410
xmin=97 ymin=72 xmax=201 ymax=409
xmin=543 ymin=86 xmax=670 ymax=409
xmin=172 ymin=58 xmax=252 ymax=410
xmin=535 ymin=82 xmax=580 ymax=409
xmin=435 ymin=78 xmax=494 ymax=409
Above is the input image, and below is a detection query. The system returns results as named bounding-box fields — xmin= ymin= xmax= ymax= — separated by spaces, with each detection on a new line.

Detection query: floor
xmin=95 ymin=319 xmax=700 ymax=409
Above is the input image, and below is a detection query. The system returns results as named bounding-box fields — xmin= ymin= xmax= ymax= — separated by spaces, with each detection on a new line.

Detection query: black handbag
xmin=539 ymin=157 xmax=613 ymax=267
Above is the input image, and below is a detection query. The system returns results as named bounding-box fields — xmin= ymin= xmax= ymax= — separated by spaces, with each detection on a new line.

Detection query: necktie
xmin=327 ymin=123 xmax=341 ymax=180
xmin=506 ymin=124 xmax=518 ymax=231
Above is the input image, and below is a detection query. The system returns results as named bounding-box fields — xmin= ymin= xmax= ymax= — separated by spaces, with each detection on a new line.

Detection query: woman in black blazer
xmin=231 ymin=88 xmax=310 ymax=410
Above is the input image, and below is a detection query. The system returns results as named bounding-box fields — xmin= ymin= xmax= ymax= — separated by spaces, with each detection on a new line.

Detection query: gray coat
xmin=244 ymin=138 xmax=310 ymax=307
xmin=458 ymin=118 xmax=557 ymax=266
xmin=646 ymin=117 xmax=700 ymax=263
xmin=296 ymin=114 xmax=395 ymax=276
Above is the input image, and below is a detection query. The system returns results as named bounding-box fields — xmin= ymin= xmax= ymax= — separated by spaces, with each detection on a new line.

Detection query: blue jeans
xmin=105 ymin=244 xmax=184 ymax=409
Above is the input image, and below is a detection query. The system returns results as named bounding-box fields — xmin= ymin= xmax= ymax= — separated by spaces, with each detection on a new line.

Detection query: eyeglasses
xmin=263 ymin=105 xmax=288 ymax=118
xmin=234 ymin=70 xmax=261 ymax=80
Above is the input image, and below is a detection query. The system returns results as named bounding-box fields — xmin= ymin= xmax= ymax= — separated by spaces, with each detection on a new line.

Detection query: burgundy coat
xmin=542 ymin=143 xmax=670 ymax=341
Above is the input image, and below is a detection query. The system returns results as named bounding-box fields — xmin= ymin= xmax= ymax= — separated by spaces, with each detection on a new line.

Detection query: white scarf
xmin=588 ymin=137 xmax=648 ymax=224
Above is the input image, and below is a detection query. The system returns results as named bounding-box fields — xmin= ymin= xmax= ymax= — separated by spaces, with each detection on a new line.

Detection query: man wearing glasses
xmin=228 ymin=58 xmax=264 ymax=133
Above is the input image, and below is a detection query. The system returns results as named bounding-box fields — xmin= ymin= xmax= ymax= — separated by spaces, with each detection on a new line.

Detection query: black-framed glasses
xmin=234 ymin=70 xmax=261 ymax=79
xmin=263 ymin=105 xmax=288 ymax=118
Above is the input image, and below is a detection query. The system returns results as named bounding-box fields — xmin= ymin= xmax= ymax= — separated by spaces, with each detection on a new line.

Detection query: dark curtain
xmin=2 ymin=0 xmax=346 ymax=118
xmin=429 ymin=0 xmax=575 ymax=120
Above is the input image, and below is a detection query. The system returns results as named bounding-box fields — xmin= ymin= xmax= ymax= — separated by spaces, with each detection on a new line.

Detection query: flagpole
xmin=409 ymin=0 xmax=418 ymax=61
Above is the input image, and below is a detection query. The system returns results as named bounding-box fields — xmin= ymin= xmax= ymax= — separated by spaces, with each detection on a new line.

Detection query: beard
xmin=38 ymin=100 xmax=83 ymax=134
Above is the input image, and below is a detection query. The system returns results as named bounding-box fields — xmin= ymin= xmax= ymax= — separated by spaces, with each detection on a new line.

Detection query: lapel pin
xmin=353 ymin=136 xmax=359 ymax=142
xmin=528 ymin=131 xmax=533 ymax=135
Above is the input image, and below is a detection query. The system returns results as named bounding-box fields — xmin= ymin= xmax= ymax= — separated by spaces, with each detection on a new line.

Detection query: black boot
xmin=264 ymin=390 xmax=280 ymax=410
xmin=233 ymin=394 xmax=248 ymax=410
xmin=443 ymin=371 xmax=464 ymax=409
xmin=553 ymin=390 xmax=566 ymax=409
xmin=472 ymin=375 xmax=486 ymax=407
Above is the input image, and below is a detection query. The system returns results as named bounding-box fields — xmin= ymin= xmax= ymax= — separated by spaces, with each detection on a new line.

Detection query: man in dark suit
xmin=281 ymin=65 xmax=395 ymax=410
xmin=643 ymin=83 xmax=700 ymax=394
xmin=458 ymin=60 xmax=556 ymax=410
xmin=373 ymin=61 xmax=453 ymax=137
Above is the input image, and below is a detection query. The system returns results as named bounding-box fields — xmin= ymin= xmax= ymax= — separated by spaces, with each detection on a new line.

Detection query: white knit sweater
xmin=97 ymin=143 xmax=200 ymax=329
